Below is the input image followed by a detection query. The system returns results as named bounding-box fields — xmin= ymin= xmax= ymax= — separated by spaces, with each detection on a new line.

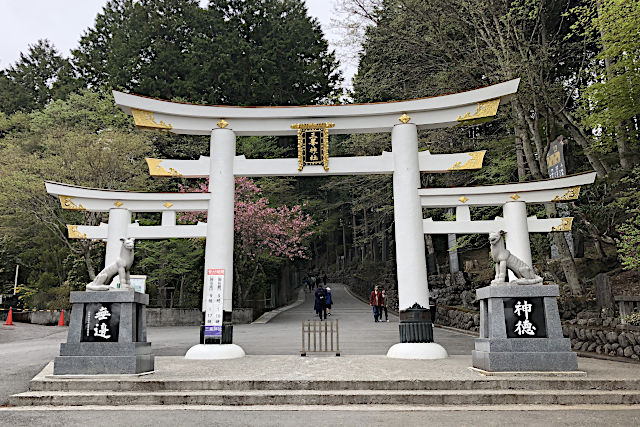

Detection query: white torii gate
xmin=47 ymin=79 xmax=521 ymax=359
xmin=420 ymin=172 xmax=597 ymax=279
xmin=114 ymin=79 xmax=519 ymax=358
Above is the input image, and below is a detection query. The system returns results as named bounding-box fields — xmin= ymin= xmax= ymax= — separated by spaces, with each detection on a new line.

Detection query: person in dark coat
xmin=322 ymin=273 xmax=328 ymax=286
xmin=315 ymin=285 xmax=328 ymax=320
xmin=325 ymin=287 xmax=333 ymax=316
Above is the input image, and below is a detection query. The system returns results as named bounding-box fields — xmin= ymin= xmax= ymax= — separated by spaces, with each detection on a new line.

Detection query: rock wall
xmin=562 ymin=318 xmax=640 ymax=360
xmin=435 ymin=305 xmax=480 ymax=332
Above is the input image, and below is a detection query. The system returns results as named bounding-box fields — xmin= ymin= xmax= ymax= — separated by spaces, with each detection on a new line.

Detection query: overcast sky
xmin=0 ymin=0 xmax=357 ymax=87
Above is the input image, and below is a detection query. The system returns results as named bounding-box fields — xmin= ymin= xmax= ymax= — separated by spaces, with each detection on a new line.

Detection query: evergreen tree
xmin=0 ymin=39 xmax=74 ymax=114
xmin=72 ymin=0 xmax=342 ymax=105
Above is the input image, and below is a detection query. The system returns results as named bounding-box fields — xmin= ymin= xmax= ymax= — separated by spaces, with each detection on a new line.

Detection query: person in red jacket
xmin=369 ymin=285 xmax=384 ymax=322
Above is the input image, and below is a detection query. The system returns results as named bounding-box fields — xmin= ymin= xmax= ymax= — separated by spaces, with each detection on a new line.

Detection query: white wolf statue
xmin=86 ymin=238 xmax=135 ymax=291
xmin=489 ymin=230 xmax=542 ymax=286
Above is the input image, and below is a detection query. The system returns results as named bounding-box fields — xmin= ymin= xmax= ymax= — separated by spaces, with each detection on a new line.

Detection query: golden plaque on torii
xmin=291 ymin=123 xmax=334 ymax=171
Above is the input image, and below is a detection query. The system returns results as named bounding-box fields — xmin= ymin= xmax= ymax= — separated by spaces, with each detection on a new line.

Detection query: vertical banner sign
xmin=546 ymin=137 xmax=567 ymax=179
xmin=204 ymin=268 xmax=224 ymax=337
xmin=546 ymin=136 xmax=574 ymax=257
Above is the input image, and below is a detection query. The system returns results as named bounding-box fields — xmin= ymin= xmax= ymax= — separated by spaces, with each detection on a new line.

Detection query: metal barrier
xmin=301 ymin=319 xmax=340 ymax=356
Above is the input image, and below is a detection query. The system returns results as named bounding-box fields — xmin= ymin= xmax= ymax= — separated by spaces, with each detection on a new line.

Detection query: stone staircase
xmin=12 ymin=377 xmax=640 ymax=407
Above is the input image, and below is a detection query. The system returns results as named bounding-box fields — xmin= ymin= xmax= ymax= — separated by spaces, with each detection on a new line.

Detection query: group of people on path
xmin=369 ymin=285 xmax=389 ymax=322
xmin=304 ymin=272 xmax=333 ymax=321
xmin=303 ymin=273 xmax=328 ymax=293
xmin=314 ymin=284 xmax=332 ymax=320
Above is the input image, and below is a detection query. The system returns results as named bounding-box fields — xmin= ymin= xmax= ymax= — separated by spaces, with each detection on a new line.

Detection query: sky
xmin=0 ymin=0 xmax=357 ymax=88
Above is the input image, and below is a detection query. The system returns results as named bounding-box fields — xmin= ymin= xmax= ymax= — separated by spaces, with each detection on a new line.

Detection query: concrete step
xmin=27 ymin=378 xmax=640 ymax=392
xmin=11 ymin=389 xmax=640 ymax=406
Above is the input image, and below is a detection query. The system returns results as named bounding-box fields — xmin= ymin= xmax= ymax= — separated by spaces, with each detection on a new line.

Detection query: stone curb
xmin=252 ymin=288 xmax=306 ymax=324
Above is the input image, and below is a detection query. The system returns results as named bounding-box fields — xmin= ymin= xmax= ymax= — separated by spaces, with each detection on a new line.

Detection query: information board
xmin=204 ymin=268 xmax=224 ymax=337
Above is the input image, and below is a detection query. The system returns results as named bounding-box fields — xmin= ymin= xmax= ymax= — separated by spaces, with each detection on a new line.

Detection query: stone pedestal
xmin=54 ymin=291 xmax=154 ymax=375
xmin=472 ymin=284 xmax=577 ymax=372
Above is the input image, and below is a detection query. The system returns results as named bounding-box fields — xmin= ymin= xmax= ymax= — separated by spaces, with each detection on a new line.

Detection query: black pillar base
xmin=399 ymin=304 xmax=434 ymax=343
xmin=199 ymin=324 xmax=233 ymax=344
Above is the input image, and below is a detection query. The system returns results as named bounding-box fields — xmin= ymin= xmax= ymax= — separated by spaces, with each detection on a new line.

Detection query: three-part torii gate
xmin=49 ymin=79 xmax=522 ymax=359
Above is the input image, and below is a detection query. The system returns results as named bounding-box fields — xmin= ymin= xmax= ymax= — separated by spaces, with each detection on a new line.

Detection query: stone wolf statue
xmin=86 ymin=238 xmax=135 ymax=291
xmin=489 ymin=231 xmax=542 ymax=285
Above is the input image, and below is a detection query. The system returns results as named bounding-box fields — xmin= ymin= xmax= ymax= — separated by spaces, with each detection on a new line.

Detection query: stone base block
xmin=54 ymin=354 xmax=155 ymax=375
xmin=472 ymin=349 xmax=578 ymax=372
xmin=474 ymin=338 xmax=572 ymax=353
xmin=387 ymin=342 xmax=448 ymax=359
xmin=184 ymin=344 xmax=245 ymax=360
xmin=55 ymin=291 xmax=154 ymax=375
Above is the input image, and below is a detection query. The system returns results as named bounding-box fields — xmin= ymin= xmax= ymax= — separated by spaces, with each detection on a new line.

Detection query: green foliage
xmin=620 ymin=310 xmax=640 ymax=326
xmin=135 ymin=239 xmax=204 ymax=308
xmin=73 ymin=0 xmax=341 ymax=105
xmin=0 ymin=91 xmax=154 ymax=307
xmin=0 ymin=39 xmax=77 ymax=114
xmin=573 ymin=0 xmax=640 ymax=157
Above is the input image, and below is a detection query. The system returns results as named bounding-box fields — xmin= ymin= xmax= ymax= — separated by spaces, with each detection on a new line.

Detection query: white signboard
xmin=110 ymin=275 xmax=147 ymax=293
xmin=204 ymin=268 xmax=224 ymax=337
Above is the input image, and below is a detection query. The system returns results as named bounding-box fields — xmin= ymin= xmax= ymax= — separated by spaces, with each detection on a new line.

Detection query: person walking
xmin=322 ymin=273 xmax=328 ymax=287
xmin=380 ymin=289 xmax=389 ymax=322
xmin=369 ymin=285 xmax=383 ymax=322
xmin=325 ymin=287 xmax=333 ymax=316
xmin=315 ymin=285 xmax=328 ymax=320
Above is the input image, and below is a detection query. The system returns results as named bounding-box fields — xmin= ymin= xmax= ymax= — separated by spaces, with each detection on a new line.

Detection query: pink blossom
xmin=178 ymin=177 xmax=314 ymax=260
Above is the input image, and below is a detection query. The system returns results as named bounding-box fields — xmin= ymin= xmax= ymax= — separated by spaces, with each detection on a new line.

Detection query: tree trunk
xmin=512 ymin=100 xmax=543 ymax=179
xmin=545 ymin=203 xmax=582 ymax=295
xmin=596 ymin=0 xmax=633 ymax=169
xmin=425 ymin=234 xmax=437 ymax=275
xmin=352 ymin=213 xmax=358 ymax=263
xmin=514 ymin=133 xmax=527 ymax=180
xmin=82 ymin=241 xmax=96 ymax=280
xmin=363 ymin=208 xmax=369 ymax=260
xmin=159 ymin=277 xmax=166 ymax=308
xmin=178 ymin=276 xmax=185 ymax=307
xmin=342 ymin=221 xmax=347 ymax=268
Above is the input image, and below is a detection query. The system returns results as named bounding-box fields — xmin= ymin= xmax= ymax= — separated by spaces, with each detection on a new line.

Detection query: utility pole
xmin=14 ymin=264 xmax=19 ymax=295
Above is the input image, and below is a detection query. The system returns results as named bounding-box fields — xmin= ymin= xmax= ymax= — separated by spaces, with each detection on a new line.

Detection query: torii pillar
xmin=387 ymin=121 xmax=447 ymax=359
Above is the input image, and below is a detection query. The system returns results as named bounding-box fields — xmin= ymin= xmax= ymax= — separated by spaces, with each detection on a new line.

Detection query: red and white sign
xmin=204 ymin=269 xmax=224 ymax=337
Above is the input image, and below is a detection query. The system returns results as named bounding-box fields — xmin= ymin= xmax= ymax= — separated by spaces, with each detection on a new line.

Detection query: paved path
xmin=151 ymin=283 xmax=475 ymax=356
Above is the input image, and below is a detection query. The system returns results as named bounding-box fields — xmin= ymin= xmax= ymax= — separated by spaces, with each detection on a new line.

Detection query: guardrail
xmin=301 ymin=319 xmax=340 ymax=356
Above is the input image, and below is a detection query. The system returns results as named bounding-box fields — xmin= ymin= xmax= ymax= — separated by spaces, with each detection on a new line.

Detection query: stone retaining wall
xmin=146 ymin=308 xmax=255 ymax=326
xmin=11 ymin=310 xmax=68 ymax=325
xmin=435 ymin=305 xmax=480 ymax=332
xmin=562 ymin=319 xmax=640 ymax=360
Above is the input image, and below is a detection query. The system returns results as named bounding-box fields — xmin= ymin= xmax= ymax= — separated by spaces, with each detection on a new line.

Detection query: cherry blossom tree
xmin=179 ymin=177 xmax=314 ymax=304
